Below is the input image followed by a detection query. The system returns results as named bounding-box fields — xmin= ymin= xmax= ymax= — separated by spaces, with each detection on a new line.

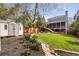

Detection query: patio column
xmin=65 ymin=22 xmax=67 ymax=34
xmin=56 ymin=23 xmax=57 ymax=29
xmin=59 ymin=22 xmax=61 ymax=32
xmin=52 ymin=23 xmax=54 ymax=29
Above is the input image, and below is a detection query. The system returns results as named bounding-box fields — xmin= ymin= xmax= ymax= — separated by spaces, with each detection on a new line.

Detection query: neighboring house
xmin=0 ymin=19 xmax=23 ymax=37
xmin=47 ymin=11 xmax=74 ymax=34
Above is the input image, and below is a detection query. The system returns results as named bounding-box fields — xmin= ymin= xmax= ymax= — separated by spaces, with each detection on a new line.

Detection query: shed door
xmin=13 ymin=25 xmax=15 ymax=35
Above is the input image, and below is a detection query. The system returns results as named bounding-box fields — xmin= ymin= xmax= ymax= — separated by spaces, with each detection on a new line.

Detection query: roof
xmin=0 ymin=19 xmax=23 ymax=26
xmin=48 ymin=15 xmax=67 ymax=22
xmin=47 ymin=15 xmax=74 ymax=25
xmin=0 ymin=20 xmax=10 ymax=23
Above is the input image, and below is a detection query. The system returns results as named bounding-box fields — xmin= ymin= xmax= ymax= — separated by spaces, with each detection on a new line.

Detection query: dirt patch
xmin=0 ymin=36 xmax=25 ymax=56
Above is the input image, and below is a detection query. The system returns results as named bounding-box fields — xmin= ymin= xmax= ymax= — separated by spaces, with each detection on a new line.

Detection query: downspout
xmin=65 ymin=11 xmax=68 ymax=34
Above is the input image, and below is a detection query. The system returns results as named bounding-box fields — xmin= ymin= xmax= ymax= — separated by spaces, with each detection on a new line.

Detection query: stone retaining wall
xmin=54 ymin=49 xmax=79 ymax=56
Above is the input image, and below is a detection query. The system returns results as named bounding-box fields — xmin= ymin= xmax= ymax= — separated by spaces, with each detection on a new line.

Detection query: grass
xmin=35 ymin=33 xmax=79 ymax=52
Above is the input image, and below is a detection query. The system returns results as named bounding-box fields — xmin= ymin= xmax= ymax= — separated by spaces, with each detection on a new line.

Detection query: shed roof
xmin=0 ymin=20 xmax=10 ymax=23
xmin=0 ymin=19 xmax=16 ymax=23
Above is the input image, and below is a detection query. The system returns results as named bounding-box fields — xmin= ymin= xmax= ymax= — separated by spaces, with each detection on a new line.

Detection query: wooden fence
xmin=24 ymin=27 xmax=39 ymax=33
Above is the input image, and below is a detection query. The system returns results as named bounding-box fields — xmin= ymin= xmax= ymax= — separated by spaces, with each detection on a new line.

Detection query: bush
xmin=32 ymin=35 xmax=38 ymax=39
xmin=24 ymin=33 xmax=31 ymax=40
xmin=26 ymin=39 xmax=41 ymax=51
xmin=24 ymin=33 xmax=41 ymax=51
xmin=28 ymin=42 xmax=41 ymax=51
xmin=29 ymin=35 xmax=38 ymax=43
xmin=29 ymin=38 xmax=36 ymax=43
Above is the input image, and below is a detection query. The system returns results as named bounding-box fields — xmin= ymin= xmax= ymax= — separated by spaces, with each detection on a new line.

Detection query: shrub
xmin=24 ymin=33 xmax=41 ymax=51
xmin=24 ymin=33 xmax=31 ymax=40
xmin=29 ymin=42 xmax=41 ymax=51
xmin=32 ymin=35 xmax=38 ymax=39
xmin=29 ymin=38 xmax=36 ymax=43
xmin=29 ymin=35 xmax=38 ymax=43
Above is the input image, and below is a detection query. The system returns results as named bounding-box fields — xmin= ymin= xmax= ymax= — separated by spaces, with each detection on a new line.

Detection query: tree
xmin=69 ymin=16 xmax=79 ymax=36
xmin=32 ymin=4 xmax=61 ymax=25
xmin=35 ymin=16 xmax=46 ymax=28
xmin=33 ymin=3 xmax=39 ymax=22
xmin=8 ymin=3 xmax=20 ymax=22
xmin=74 ymin=10 xmax=79 ymax=20
xmin=71 ymin=20 xmax=79 ymax=31
xmin=70 ymin=10 xmax=79 ymax=35
xmin=0 ymin=3 xmax=9 ymax=19
xmin=18 ymin=6 xmax=33 ymax=27
xmin=16 ymin=3 xmax=62 ymax=28
xmin=18 ymin=15 xmax=33 ymax=27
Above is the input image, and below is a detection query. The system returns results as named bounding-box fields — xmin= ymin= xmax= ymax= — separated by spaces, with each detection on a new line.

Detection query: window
xmin=4 ymin=24 xmax=7 ymax=30
xmin=20 ymin=26 xmax=21 ymax=30
xmin=61 ymin=22 xmax=65 ymax=26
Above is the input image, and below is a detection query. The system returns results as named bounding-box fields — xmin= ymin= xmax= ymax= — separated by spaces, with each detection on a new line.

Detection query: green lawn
xmin=35 ymin=33 xmax=79 ymax=52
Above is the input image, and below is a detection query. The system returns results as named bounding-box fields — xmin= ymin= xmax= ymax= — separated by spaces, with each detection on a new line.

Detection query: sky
xmin=45 ymin=3 xmax=79 ymax=20
xmin=6 ymin=3 xmax=79 ymax=21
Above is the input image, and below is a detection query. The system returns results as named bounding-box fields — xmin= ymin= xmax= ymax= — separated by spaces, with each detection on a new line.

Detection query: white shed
xmin=8 ymin=22 xmax=23 ymax=36
xmin=18 ymin=23 xmax=23 ymax=35
xmin=7 ymin=19 xmax=23 ymax=36
xmin=0 ymin=20 xmax=23 ymax=37
xmin=14 ymin=23 xmax=19 ymax=36
xmin=8 ymin=22 xmax=16 ymax=36
xmin=0 ymin=20 xmax=8 ymax=37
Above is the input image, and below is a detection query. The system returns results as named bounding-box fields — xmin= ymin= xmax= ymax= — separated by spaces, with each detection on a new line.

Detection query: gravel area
xmin=0 ymin=36 xmax=45 ymax=56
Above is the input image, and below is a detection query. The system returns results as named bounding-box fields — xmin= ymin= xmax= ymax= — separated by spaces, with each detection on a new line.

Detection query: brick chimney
xmin=65 ymin=11 xmax=68 ymax=17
